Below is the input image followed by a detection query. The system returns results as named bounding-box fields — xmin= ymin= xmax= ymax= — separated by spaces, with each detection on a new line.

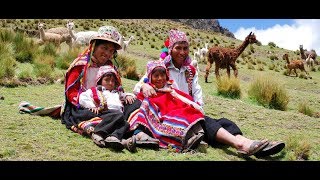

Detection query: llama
xmin=200 ymin=43 xmax=209 ymax=61
xmin=67 ymin=21 xmax=98 ymax=46
xmin=205 ymin=32 xmax=258 ymax=82
xmin=46 ymin=20 xmax=73 ymax=48
xmin=38 ymin=23 xmax=62 ymax=47
xmin=123 ymin=35 xmax=135 ymax=52
xmin=305 ymin=53 xmax=314 ymax=70
xmin=193 ymin=48 xmax=201 ymax=61
xmin=299 ymin=44 xmax=317 ymax=60
xmin=283 ymin=53 xmax=309 ymax=77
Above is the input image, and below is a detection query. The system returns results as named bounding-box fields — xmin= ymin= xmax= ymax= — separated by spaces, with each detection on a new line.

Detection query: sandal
xmin=135 ymin=132 xmax=159 ymax=149
xmin=91 ymin=133 xmax=106 ymax=148
xmin=184 ymin=132 xmax=204 ymax=151
xmin=254 ymin=141 xmax=285 ymax=157
xmin=105 ymin=136 xmax=125 ymax=151
xmin=237 ymin=139 xmax=269 ymax=157
xmin=122 ymin=135 xmax=137 ymax=153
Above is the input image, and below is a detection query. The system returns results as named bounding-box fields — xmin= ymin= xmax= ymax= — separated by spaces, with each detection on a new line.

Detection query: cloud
xmin=233 ymin=19 xmax=320 ymax=55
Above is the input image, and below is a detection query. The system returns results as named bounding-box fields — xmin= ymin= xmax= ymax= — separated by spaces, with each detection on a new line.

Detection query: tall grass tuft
xmin=113 ymin=53 xmax=139 ymax=80
xmin=248 ymin=75 xmax=289 ymax=110
xmin=55 ymin=47 xmax=81 ymax=70
xmin=0 ymin=42 xmax=16 ymax=80
xmin=216 ymin=75 xmax=241 ymax=99
xmin=33 ymin=54 xmax=55 ymax=80
xmin=298 ymin=101 xmax=314 ymax=117
xmin=13 ymin=32 xmax=38 ymax=63
xmin=286 ymin=136 xmax=311 ymax=160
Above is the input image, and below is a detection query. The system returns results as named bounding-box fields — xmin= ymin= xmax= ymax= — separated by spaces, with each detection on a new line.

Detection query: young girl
xmin=79 ymin=65 xmax=136 ymax=152
xmin=128 ymin=60 xmax=205 ymax=152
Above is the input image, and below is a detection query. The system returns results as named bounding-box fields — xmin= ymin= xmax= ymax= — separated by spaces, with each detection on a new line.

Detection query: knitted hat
xmin=146 ymin=60 xmax=169 ymax=82
xmin=96 ymin=65 xmax=122 ymax=89
xmin=90 ymin=26 xmax=122 ymax=50
xmin=168 ymin=29 xmax=189 ymax=50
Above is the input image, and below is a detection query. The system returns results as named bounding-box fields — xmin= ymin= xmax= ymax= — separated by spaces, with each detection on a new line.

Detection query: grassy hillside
xmin=0 ymin=19 xmax=319 ymax=161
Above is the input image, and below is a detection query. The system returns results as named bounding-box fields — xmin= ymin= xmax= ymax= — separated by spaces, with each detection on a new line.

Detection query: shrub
xmin=248 ymin=75 xmax=289 ymax=111
xmin=113 ymin=54 xmax=139 ymax=81
xmin=298 ymin=101 xmax=314 ymax=117
xmin=216 ymin=75 xmax=241 ymax=99
xmin=0 ymin=42 xmax=16 ymax=80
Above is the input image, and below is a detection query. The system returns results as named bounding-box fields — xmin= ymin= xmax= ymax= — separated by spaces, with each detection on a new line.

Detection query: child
xmin=128 ymin=60 xmax=205 ymax=152
xmin=79 ymin=65 xmax=136 ymax=152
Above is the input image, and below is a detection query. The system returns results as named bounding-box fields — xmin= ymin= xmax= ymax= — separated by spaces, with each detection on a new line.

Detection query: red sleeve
xmin=65 ymin=66 xmax=83 ymax=105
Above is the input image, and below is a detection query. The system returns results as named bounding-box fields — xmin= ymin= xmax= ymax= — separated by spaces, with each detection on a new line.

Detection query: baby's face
xmin=101 ymin=75 xmax=116 ymax=91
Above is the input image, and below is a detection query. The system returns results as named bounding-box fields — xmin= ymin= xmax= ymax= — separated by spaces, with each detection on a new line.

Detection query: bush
xmin=216 ymin=75 xmax=241 ymax=99
xmin=0 ymin=42 xmax=16 ymax=80
xmin=298 ymin=101 xmax=314 ymax=117
xmin=248 ymin=75 xmax=289 ymax=111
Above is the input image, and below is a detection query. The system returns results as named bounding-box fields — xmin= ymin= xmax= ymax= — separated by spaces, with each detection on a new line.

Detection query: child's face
xmin=151 ymin=68 xmax=167 ymax=89
xmin=101 ymin=74 xmax=116 ymax=90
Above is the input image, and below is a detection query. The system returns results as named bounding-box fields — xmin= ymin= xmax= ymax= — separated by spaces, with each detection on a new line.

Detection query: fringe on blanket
xmin=18 ymin=101 xmax=62 ymax=119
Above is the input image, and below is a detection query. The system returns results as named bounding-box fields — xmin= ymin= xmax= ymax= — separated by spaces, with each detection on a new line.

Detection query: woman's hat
xmin=90 ymin=26 xmax=122 ymax=50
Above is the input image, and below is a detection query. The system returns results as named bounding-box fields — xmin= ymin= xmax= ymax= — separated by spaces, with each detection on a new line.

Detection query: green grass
xmin=1 ymin=19 xmax=320 ymax=161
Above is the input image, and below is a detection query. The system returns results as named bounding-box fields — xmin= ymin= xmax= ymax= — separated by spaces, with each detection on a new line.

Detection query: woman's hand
xmin=141 ymin=83 xmax=157 ymax=97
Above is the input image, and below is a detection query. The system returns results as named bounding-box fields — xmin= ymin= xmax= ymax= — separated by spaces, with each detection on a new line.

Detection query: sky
xmin=218 ymin=19 xmax=320 ymax=54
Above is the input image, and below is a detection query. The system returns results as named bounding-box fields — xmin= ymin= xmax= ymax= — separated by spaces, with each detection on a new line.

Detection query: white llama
xmin=38 ymin=23 xmax=62 ymax=46
xmin=123 ymin=35 xmax=135 ymax=52
xmin=305 ymin=53 xmax=314 ymax=70
xmin=193 ymin=47 xmax=201 ymax=61
xmin=200 ymin=43 xmax=209 ymax=61
xmin=67 ymin=21 xmax=98 ymax=46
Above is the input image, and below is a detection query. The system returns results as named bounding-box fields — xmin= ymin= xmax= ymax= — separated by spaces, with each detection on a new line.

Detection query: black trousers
xmin=62 ymin=101 xmax=128 ymax=139
xmin=122 ymin=99 xmax=243 ymax=146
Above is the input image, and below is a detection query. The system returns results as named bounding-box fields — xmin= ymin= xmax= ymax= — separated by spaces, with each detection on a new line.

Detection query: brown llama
xmin=299 ymin=44 xmax=317 ymax=60
xmin=283 ymin=53 xmax=309 ymax=77
xmin=205 ymin=32 xmax=258 ymax=82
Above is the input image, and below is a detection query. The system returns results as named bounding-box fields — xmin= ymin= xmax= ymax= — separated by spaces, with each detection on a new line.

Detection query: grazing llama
xmin=283 ymin=53 xmax=309 ymax=77
xmin=37 ymin=23 xmax=62 ymax=47
xmin=205 ymin=32 xmax=258 ymax=82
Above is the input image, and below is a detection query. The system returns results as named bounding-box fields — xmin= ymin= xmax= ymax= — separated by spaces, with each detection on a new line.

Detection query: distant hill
xmin=170 ymin=19 xmax=235 ymax=38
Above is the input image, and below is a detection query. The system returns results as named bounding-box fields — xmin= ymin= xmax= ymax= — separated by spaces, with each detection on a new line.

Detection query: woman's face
xmin=151 ymin=68 xmax=167 ymax=89
xmin=93 ymin=42 xmax=116 ymax=65
xmin=170 ymin=41 xmax=189 ymax=68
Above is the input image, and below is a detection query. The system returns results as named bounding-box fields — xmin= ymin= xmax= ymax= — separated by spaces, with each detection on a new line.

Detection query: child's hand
xmin=89 ymin=107 xmax=99 ymax=114
xmin=125 ymin=95 xmax=136 ymax=104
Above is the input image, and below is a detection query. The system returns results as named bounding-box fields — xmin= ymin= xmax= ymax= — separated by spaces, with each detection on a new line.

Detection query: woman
xmin=62 ymin=26 xmax=136 ymax=152
xmin=130 ymin=29 xmax=285 ymax=157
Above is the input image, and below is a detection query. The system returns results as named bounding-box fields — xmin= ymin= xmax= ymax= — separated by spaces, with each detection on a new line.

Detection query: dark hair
xmin=151 ymin=66 xmax=168 ymax=80
xmin=97 ymin=73 xmax=118 ymax=87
